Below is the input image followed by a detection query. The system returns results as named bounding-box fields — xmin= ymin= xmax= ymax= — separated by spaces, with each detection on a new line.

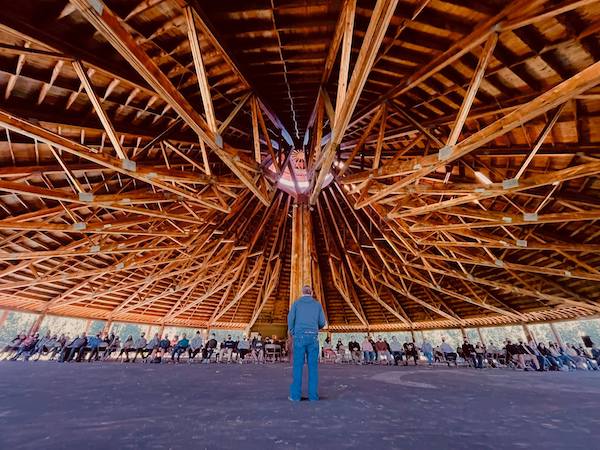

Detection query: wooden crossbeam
xmin=309 ymin=0 xmax=398 ymax=203
xmin=72 ymin=60 xmax=127 ymax=160
xmin=354 ymin=59 xmax=600 ymax=208
xmin=70 ymin=0 xmax=270 ymax=205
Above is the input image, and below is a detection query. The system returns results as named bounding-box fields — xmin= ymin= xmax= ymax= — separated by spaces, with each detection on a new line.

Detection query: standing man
xmin=288 ymin=285 xmax=326 ymax=402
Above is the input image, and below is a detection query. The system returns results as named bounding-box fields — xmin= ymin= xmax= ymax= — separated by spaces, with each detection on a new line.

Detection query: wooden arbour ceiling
xmin=0 ymin=0 xmax=599 ymax=331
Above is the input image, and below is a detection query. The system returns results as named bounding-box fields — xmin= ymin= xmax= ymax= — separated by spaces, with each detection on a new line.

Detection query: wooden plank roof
xmin=0 ymin=0 xmax=598 ymax=331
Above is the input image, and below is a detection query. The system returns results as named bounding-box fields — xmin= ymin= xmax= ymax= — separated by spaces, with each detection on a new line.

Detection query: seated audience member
xmin=30 ymin=332 xmax=51 ymax=360
xmin=505 ymin=339 xmax=519 ymax=367
xmin=369 ymin=337 xmax=378 ymax=362
xmin=528 ymin=339 xmax=549 ymax=371
xmin=50 ymin=334 xmax=67 ymax=360
xmin=219 ymin=335 xmax=236 ymax=363
xmin=576 ymin=345 xmax=598 ymax=370
xmin=549 ymin=342 xmax=573 ymax=369
xmin=440 ymin=338 xmax=457 ymax=366
xmin=461 ymin=339 xmax=476 ymax=367
xmin=433 ymin=345 xmax=443 ymax=363
xmin=154 ymin=335 xmax=171 ymax=362
xmin=237 ymin=336 xmax=251 ymax=363
xmin=335 ymin=341 xmax=347 ymax=363
xmin=188 ymin=331 xmax=204 ymax=361
xmin=171 ymin=334 xmax=189 ymax=362
xmin=486 ymin=341 xmax=500 ymax=366
xmin=322 ymin=337 xmax=336 ymax=360
xmin=136 ymin=333 xmax=158 ymax=363
xmin=118 ymin=335 xmax=134 ymax=362
xmin=102 ymin=333 xmax=119 ymax=360
xmin=2 ymin=333 xmax=25 ymax=359
xmin=348 ymin=336 xmax=362 ymax=363
xmin=130 ymin=333 xmax=147 ymax=363
xmin=565 ymin=343 xmax=593 ymax=370
xmin=251 ymin=334 xmax=264 ymax=363
xmin=537 ymin=342 xmax=560 ymax=370
xmin=10 ymin=333 xmax=39 ymax=361
xmin=86 ymin=333 xmax=102 ymax=362
xmin=170 ymin=335 xmax=179 ymax=350
xmin=421 ymin=339 xmax=433 ymax=366
xmin=404 ymin=341 xmax=418 ymax=366
xmin=33 ymin=333 xmax=58 ymax=360
xmin=335 ymin=339 xmax=344 ymax=352
xmin=59 ymin=333 xmax=87 ymax=362
xmin=389 ymin=336 xmax=404 ymax=365
xmin=516 ymin=339 xmax=541 ymax=371
xmin=202 ymin=333 xmax=218 ymax=362
xmin=361 ymin=336 xmax=374 ymax=364
xmin=474 ymin=342 xmax=485 ymax=369
xmin=375 ymin=337 xmax=391 ymax=365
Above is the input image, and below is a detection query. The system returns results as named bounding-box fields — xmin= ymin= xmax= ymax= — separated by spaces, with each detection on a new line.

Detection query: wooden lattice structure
xmin=0 ymin=0 xmax=599 ymax=332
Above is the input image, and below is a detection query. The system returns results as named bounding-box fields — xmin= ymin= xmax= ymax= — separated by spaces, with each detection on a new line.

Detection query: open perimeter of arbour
xmin=0 ymin=0 xmax=599 ymax=448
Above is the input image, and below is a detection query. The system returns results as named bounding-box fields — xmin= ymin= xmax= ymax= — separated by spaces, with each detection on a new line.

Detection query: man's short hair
xmin=301 ymin=285 xmax=312 ymax=295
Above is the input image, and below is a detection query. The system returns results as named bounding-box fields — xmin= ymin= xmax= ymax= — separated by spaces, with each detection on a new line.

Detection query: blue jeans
xmin=290 ymin=331 xmax=319 ymax=401
xmin=363 ymin=351 xmax=374 ymax=362
xmin=424 ymin=351 xmax=433 ymax=365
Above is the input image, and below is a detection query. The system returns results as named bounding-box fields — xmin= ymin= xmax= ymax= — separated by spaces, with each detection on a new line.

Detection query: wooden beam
xmin=70 ymin=0 xmax=269 ymax=205
xmin=446 ymin=33 xmax=498 ymax=147
xmin=183 ymin=6 xmax=217 ymax=134
xmin=310 ymin=0 xmax=398 ymax=202
xmin=72 ymin=60 xmax=127 ymax=160
xmin=514 ymin=104 xmax=566 ymax=180
xmin=355 ymin=59 xmax=600 ymax=208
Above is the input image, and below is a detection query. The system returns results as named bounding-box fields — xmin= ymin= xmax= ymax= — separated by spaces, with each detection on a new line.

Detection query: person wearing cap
xmin=288 ymin=285 xmax=326 ymax=402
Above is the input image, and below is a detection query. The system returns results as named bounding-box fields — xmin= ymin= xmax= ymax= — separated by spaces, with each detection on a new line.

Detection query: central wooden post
xmin=290 ymin=201 xmax=314 ymax=306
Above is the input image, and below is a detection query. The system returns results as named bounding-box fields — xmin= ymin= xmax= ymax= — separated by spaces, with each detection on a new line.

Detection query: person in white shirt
xmin=188 ymin=331 xmax=204 ymax=362
xmin=131 ymin=333 xmax=147 ymax=362
xmin=237 ymin=336 xmax=251 ymax=363
xmin=440 ymin=338 xmax=457 ymax=366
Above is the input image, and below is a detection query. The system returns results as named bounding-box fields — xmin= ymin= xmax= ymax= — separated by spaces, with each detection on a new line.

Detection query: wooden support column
xmin=0 ymin=309 xmax=9 ymax=329
xmin=29 ymin=313 xmax=45 ymax=335
xmin=158 ymin=324 xmax=165 ymax=337
xmin=290 ymin=201 xmax=315 ymax=306
xmin=84 ymin=319 xmax=92 ymax=334
xmin=102 ymin=320 xmax=112 ymax=335
xmin=550 ymin=322 xmax=564 ymax=347
xmin=477 ymin=328 xmax=485 ymax=345
xmin=522 ymin=323 xmax=534 ymax=342
xmin=460 ymin=327 xmax=468 ymax=340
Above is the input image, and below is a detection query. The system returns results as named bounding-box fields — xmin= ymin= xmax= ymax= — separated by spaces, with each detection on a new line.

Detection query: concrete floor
xmin=0 ymin=361 xmax=598 ymax=450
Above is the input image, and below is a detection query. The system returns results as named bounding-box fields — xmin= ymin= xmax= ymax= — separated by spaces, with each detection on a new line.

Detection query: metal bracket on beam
xmin=89 ymin=0 xmax=104 ymax=14
xmin=516 ymin=239 xmax=528 ymax=247
xmin=121 ymin=159 xmax=137 ymax=172
xmin=78 ymin=192 xmax=95 ymax=202
xmin=73 ymin=222 xmax=87 ymax=231
xmin=437 ymin=145 xmax=452 ymax=161
xmin=502 ymin=178 xmax=519 ymax=189
xmin=523 ymin=213 xmax=538 ymax=221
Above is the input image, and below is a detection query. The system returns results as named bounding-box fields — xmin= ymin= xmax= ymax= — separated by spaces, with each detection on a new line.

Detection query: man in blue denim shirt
xmin=288 ymin=285 xmax=326 ymax=401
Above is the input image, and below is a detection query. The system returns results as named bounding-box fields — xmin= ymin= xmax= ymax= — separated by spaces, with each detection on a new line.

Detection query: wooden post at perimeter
xmin=477 ymin=328 xmax=485 ymax=345
xmin=0 ymin=310 xmax=9 ymax=329
xmin=29 ymin=313 xmax=45 ymax=335
xmin=550 ymin=322 xmax=564 ymax=347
